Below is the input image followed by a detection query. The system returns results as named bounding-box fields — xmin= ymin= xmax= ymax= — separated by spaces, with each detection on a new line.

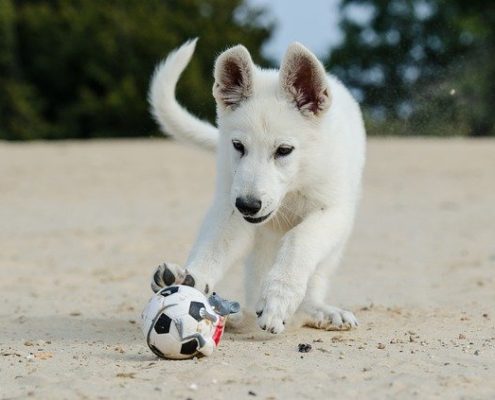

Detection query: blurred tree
xmin=0 ymin=0 xmax=47 ymax=139
xmin=328 ymin=0 xmax=495 ymax=136
xmin=0 ymin=0 xmax=273 ymax=140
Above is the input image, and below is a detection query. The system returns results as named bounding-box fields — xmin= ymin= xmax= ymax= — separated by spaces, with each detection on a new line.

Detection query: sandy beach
xmin=1 ymin=138 xmax=494 ymax=399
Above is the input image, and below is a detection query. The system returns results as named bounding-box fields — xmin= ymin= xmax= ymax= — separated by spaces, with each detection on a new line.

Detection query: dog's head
xmin=212 ymin=43 xmax=331 ymax=225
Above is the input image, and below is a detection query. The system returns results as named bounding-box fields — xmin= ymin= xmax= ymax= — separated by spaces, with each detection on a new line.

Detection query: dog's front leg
xmin=153 ymin=198 xmax=254 ymax=294
xmin=185 ymin=198 xmax=255 ymax=293
xmin=256 ymin=208 xmax=352 ymax=333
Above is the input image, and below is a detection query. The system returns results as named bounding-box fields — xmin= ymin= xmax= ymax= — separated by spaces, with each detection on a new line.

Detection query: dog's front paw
xmin=255 ymin=279 xmax=304 ymax=334
xmin=151 ymin=262 xmax=187 ymax=292
xmin=150 ymin=262 xmax=211 ymax=294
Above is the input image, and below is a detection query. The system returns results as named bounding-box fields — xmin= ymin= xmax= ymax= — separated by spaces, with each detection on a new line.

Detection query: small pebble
xmin=377 ymin=343 xmax=386 ymax=350
xmin=298 ymin=343 xmax=312 ymax=353
xmin=248 ymin=390 xmax=257 ymax=396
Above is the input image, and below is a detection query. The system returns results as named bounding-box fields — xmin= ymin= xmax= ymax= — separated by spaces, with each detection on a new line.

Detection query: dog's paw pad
xmin=150 ymin=263 xmax=213 ymax=295
xmin=150 ymin=262 xmax=186 ymax=292
xmin=182 ymin=274 xmax=196 ymax=287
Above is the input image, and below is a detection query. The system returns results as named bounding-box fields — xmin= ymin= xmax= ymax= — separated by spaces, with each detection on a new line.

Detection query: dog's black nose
xmin=235 ymin=196 xmax=262 ymax=216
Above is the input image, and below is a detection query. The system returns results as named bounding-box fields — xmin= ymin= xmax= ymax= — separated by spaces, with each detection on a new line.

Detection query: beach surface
xmin=1 ymin=138 xmax=494 ymax=399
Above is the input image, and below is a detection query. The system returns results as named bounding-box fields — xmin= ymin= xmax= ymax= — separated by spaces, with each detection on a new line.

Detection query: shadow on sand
xmin=1 ymin=314 xmax=141 ymax=344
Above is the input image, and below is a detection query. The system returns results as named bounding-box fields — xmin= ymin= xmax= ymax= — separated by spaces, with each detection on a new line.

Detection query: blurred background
xmin=0 ymin=0 xmax=493 ymax=140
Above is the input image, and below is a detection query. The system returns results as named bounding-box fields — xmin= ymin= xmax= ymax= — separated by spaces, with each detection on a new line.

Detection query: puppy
xmin=149 ymin=39 xmax=366 ymax=334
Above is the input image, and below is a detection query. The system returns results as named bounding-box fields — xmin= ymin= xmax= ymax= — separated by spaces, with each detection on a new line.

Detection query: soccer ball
xmin=140 ymin=285 xmax=225 ymax=360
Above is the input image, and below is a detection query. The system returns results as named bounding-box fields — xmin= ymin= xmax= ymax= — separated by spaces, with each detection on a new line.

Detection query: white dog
xmin=148 ymin=39 xmax=366 ymax=334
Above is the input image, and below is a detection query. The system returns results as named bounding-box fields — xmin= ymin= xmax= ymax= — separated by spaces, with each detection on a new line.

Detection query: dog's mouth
xmin=243 ymin=211 xmax=273 ymax=224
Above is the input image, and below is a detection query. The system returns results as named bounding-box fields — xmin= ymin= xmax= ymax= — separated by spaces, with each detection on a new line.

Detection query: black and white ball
xmin=141 ymin=285 xmax=218 ymax=359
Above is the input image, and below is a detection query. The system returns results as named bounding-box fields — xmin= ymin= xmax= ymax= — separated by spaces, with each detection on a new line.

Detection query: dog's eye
xmin=232 ymin=140 xmax=245 ymax=156
xmin=275 ymin=145 xmax=294 ymax=158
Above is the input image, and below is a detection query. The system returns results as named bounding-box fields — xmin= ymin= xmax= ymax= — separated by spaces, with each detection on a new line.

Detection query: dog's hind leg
xmin=295 ymin=246 xmax=358 ymax=330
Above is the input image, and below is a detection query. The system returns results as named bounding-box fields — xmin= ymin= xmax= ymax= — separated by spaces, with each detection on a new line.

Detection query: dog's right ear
xmin=213 ymin=45 xmax=253 ymax=110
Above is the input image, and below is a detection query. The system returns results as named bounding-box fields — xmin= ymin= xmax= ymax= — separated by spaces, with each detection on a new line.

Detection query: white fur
xmin=149 ymin=39 xmax=366 ymax=334
xmin=149 ymin=38 xmax=218 ymax=151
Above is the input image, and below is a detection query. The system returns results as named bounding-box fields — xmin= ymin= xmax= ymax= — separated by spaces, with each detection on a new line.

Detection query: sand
xmin=0 ymin=138 xmax=494 ymax=400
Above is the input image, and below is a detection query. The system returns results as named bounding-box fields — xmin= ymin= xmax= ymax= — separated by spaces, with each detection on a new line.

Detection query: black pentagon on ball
xmin=154 ymin=313 xmax=172 ymax=334
xmin=189 ymin=301 xmax=206 ymax=322
xmin=159 ymin=286 xmax=180 ymax=297
xmin=180 ymin=339 xmax=199 ymax=355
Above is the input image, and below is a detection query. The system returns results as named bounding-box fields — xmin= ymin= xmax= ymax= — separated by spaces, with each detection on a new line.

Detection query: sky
xmin=246 ymin=0 xmax=343 ymax=60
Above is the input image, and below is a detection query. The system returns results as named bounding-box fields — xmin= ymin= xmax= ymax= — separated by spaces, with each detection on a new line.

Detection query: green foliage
xmin=4 ymin=0 xmax=491 ymax=139
xmin=0 ymin=0 xmax=272 ymax=140
xmin=328 ymin=0 xmax=495 ymax=136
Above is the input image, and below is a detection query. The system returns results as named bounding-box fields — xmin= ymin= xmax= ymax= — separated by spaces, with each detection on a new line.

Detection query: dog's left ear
xmin=213 ymin=45 xmax=254 ymax=110
xmin=279 ymin=42 xmax=331 ymax=117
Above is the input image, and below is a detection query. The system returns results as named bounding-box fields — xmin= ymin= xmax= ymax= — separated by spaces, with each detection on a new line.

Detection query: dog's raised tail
xmin=149 ymin=38 xmax=218 ymax=151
